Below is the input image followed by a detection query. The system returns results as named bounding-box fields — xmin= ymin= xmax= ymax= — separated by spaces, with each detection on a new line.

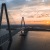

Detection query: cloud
xmin=0 ymin=0 xmax=13 ymax=3
xmin=0 ymin=0 xmax=26 ymax=9
xmin=8 ymin=5 xmax=50 ymax=19
xmin=1 ymin=0 xmax=50 ymax=24
xmin=26 ymin=0 xmax=32 ymax=1
xmin=0 ymin=0 xmax=50 ymax=10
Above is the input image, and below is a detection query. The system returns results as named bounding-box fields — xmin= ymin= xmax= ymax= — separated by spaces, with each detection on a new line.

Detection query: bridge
xmin=0 ymin=3 xmax=50 ymax=50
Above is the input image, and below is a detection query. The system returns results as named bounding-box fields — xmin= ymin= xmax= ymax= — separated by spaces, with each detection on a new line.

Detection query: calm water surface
xmin=10 ymin=31 xmax=50 ymax=50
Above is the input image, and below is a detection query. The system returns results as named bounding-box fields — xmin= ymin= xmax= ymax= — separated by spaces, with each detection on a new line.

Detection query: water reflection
xmin=11 ymin=31 xmax=50 ymax=50
xmin=28 ymin=31 xmax=50 ymax=41
xmin=18 ymin=36 xmax=27 ymax=50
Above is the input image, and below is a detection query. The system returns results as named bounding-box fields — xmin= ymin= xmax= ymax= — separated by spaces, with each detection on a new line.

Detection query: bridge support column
xmin=20 ymin=30 xmax=25 ymax=36
xmin=0 ymin=3 xmax=12 ymax=50
xmin=20 ymin=17 xmax=27 ymax=36
xmin=20 ymin=29 xmax=28 ymax=36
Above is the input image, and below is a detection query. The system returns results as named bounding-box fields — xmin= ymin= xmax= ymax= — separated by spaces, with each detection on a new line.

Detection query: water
xmin=10 ymin=31 xmax=50 ymax=50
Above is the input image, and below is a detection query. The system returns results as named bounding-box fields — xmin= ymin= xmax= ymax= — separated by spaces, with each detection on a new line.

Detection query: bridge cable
xmin=0 ymin=3 xmax=12 ymax=50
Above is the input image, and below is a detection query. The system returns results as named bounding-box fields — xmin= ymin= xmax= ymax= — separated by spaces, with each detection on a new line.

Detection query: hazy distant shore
xmin=1 ymin=24 xmax=50 ymax=29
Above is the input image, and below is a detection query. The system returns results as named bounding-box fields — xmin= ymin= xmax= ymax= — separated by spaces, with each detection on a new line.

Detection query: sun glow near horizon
xmin=7 ymin=4 xmax=50 ymax=25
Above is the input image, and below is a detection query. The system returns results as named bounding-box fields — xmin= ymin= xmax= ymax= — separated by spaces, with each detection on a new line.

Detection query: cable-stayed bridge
xmin=0 ymin=3 xmax=50 ymax=50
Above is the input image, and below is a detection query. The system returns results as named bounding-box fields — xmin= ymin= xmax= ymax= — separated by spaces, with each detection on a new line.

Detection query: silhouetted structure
xmin=0 ymin=2 xmax=50 ymax=50
xmin=21 ymin=17 xmax=26 ymax=36
xmin=21 ymin=17 xmax=25 ymax=27
xmin=0 ymin=3 xmax=12 ymax=50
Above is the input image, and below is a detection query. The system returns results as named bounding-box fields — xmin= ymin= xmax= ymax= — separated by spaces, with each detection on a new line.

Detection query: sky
xmin=1 ymin=0 xmax=50 ymax=25
xmin=0 ymin=0 xmax=49 ymax=8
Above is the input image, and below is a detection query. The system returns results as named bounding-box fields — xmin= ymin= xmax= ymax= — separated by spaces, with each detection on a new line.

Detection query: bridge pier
xmin=20 ymin=17 xmax=27 ymax=36
xmin=20 ymin=29 xmax=28 ymax=36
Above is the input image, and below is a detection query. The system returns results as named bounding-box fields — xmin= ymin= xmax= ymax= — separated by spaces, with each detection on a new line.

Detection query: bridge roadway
xmin=0 ymin=27 xmax=50 ymax=46
xmin=0 ymin=28 xmax=21 ymax=46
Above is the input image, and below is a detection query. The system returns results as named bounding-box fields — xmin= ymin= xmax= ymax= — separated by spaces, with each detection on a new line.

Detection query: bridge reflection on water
xmin=10 ymin=31 xmax=50 ymax=50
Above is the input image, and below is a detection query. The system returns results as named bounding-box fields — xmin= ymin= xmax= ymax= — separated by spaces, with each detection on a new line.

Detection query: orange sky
xmin=2 ymin=5 xmax=50 ymax=25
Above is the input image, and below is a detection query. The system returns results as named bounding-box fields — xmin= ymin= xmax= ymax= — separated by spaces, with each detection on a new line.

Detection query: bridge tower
xmin=20 ymin=17 xmax=26 ymax=36
xmin=0 ymin=3 xmax=12 ymax=50
xmin=21 ymin=17 xmax=25 ymax=28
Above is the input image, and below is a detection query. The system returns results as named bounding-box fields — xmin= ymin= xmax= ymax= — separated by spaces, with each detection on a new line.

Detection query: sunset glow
xmin=1 ymin=0 xmax=50 ymax=25
xmin=6 ymin=5 xmax=50 ymax=25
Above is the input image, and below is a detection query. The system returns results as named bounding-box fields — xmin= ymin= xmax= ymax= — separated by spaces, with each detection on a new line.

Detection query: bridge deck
xmin=0 ymin=28 xmax=21 ymax=46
